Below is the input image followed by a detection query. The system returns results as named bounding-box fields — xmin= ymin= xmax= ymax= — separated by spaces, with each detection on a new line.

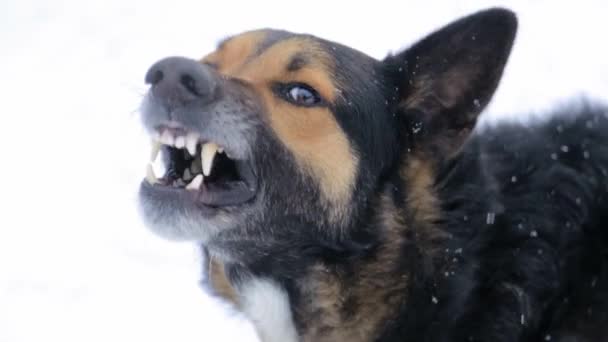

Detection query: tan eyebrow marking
xmin=202 ymin=30 xmax=269 ymax=74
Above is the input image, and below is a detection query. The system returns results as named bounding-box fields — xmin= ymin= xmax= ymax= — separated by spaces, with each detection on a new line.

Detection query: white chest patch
xmin=239 ymin=278 xmax=299 ymax=342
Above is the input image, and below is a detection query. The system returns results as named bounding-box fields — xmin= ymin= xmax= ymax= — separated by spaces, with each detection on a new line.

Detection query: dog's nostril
xmin=145 ymin=69 xmax=164 ymax=85
xmin=180 ymin=74 xmax=200 ymax=96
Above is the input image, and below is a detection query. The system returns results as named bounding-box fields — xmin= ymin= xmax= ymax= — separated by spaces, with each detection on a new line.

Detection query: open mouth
xmin=144 ymin=127 xmax=257 ymax=207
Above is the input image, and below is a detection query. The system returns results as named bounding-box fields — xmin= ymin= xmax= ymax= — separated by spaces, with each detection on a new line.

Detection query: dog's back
xmin=430 ymin=103 xmax=608 ymax=341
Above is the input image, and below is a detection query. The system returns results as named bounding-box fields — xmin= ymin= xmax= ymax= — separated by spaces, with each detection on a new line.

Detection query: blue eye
xmin=283 ymin=84 xmax=322 ymax=106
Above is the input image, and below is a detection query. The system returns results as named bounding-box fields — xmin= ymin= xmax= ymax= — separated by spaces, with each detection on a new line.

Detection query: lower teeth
xmin=173 ymin=179 xmax=186 ymax=187
xmin=186 ymin=174 xmax=204 ymax=190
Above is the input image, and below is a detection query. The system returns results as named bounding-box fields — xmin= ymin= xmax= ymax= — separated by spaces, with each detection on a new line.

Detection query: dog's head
xmin=138 ymin=8 xmax=517 ymax=260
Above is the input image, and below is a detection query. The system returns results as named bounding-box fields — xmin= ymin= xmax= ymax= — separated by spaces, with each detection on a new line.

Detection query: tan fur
xmin=296 ymin=194 xmax=410 ymax=342
xmin=263 ymin=95 xmax=357 ymax=224
xmin=402 ymin=157 xmax=439 ymax=228
xmin=202 ymin=30 xmax=268 ymax=74
xmin=208 ymin=257 xmax=239 ymax=306
xmin=204 ymin=33 xmax=358 ymax=224
xmin=235 ymin=38 xmax=337 ymax=102
xmin=290 ymin=157 xmax=446 ymax=341
xmin=402 ymin=155 xmax=447 ymax=257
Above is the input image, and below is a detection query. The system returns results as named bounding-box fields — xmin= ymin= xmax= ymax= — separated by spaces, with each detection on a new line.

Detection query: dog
xmin=138 ymin=7 xmax=608 ymax=342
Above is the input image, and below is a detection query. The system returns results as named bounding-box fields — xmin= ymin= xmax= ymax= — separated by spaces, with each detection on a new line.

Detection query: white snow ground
xmin=1 ymin=0 xmax=607 ymax=341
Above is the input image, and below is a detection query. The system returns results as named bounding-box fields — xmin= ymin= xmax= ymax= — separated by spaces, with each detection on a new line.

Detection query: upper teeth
xmin=159 ymin=130 xmax=175 ymax=146
xmin=186 ymin=133 xmax=198 ymax=156
xmin=146 ymin=164 xmax=158 ymax=184
xmin=201 ymin=142 xmax=219 ymax=177
xmin=145 ymin=128 xmax=226 ymax=187
xmin=148 ymin=130 xmax=203 ymax=162
xmin=174 ymin=136 xmax=186 ymax=149
xmin=150 ymin=140 xmax=161 ymax=162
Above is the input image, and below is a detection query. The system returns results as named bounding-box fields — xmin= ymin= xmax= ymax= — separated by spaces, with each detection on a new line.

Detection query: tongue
xmin=197 ymin=181 xmax=256 ymax=206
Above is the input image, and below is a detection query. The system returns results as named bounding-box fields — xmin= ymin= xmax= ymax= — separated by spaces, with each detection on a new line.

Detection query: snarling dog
xmin=138 ymin=8 xmax=608 ymax=342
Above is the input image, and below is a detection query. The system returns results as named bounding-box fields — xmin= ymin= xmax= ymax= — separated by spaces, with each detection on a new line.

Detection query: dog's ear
xmin=383 ymin=8 xmax=517 ymax=158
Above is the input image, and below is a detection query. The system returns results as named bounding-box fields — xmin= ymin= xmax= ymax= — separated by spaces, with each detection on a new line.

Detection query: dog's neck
xmin=294 ymin=158 xmax=446 ymax=341
xmin=212 ymin=156 xmax=447 ymax=341
xmin=290 ymin=201 xmax=420 ymax=342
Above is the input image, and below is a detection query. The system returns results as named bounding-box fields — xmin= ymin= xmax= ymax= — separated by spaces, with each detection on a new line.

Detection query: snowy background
xmin=1 ymin=0 xmax=607 ymax=341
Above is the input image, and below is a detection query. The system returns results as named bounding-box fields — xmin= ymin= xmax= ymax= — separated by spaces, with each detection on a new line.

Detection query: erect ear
xmin=383 ymin=8 xmax=517 ymax=158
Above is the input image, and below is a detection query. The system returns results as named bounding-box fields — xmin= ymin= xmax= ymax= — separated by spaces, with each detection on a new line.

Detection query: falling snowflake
xmin=486 ymin=212 xmax=496 ymax=225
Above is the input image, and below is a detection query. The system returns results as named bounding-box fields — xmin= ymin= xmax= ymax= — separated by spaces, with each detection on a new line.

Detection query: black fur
xmin=378 ymin=103 xmax=608 ymax=341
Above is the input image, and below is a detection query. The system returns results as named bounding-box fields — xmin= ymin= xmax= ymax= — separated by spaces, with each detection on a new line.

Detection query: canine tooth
xmin=150 ymin=140 xmax=161 ymax=162
xmin=175 ymin=136 xmax=186 ymax=149
xmin=160 ymin=130 xmax=174 ymax=146
xmin=186 ymin=133 xmax=199 ymax=155
xmin=201 ymin=143 xmax=219 ymax=176
xmin=218 ymin=147 xmax=224 ymax=153
xmin=183 ymin=168 xmax=193 ymax=181
xmin=186 ymin=174 xmax=203 ymax=190
xmin=146 ymin=164 xmax=158 ymax=184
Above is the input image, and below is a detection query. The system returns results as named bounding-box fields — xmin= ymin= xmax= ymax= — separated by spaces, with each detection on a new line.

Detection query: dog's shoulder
xmin=427 ymin=102 xmax=608 ymax=340
xmin=437 ymin=102 xmax=608 ymax=251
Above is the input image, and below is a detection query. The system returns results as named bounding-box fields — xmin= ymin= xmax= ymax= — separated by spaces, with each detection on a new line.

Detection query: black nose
xmin=145 ymin=57 xmax=217 ymax=106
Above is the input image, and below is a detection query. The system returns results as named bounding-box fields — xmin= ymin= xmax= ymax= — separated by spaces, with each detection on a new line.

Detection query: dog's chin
xmin=138 ymin=180 xmax=241 ymax=242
